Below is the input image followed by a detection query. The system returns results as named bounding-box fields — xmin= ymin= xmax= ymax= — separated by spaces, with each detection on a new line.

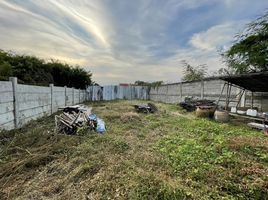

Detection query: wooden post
xmin=9 ymin=77 xmax=19 ymax=128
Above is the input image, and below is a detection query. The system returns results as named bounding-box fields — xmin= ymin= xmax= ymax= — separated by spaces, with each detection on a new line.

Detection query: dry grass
xmin=120 ymin=112 xmax=141 ymax=123
xmin=0 ymin=100 xmax=267 ymax=199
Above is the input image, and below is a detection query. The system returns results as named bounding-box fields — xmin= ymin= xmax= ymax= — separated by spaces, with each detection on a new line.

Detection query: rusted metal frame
xmin=225 ymin=83 xmax=230 ymax=110
xmin=236 ymin=89 xmax=245 ymax=108
xmin=216 ymin=82 xmax=226 ymax=108
xmin=227 ymin=83 xmax=233 ymax=109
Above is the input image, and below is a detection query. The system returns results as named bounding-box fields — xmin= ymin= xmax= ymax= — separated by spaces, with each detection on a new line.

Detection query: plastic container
xmin=96 ymin=118 xmax=106 ymax=133
xmin=246 ymin=109 xmax=257 ymax=117
xmin=231 ymin=107 xmax=237 ymax=113
xmin=214 ymin=110 xmax=229 ymax=123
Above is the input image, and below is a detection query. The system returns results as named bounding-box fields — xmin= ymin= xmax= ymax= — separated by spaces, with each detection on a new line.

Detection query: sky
xmin=0 ymin=0 xmax=267 ymax=85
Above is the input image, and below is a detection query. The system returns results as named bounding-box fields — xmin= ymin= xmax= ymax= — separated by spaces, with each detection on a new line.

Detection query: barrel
xmin=196 ymin=106 xmax=215 ymax=118
xmin=214 ymin=110 xmax=229 ymax=123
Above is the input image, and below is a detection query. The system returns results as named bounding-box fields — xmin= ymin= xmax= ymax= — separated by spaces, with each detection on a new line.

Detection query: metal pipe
xmin=225 ymin=83 xmax=230 ymax=110
xmin=236 ymin=89 xmax=245 ymax=108
xmin=226 ymin=84 xmax=232 ymax=110
xmin=216 ymin=82 xmax=226 ymax=107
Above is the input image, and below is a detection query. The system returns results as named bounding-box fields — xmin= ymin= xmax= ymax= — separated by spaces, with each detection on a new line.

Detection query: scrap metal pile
xmin=55 ymin=105 xmax=106 ymax=135
xmin=133 ymin=103 xmax=158 ymax=113
xmin=179 ymin=97 xmax=216 ymax=112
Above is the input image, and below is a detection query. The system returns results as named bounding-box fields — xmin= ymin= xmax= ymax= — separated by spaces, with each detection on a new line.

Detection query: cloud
xmin=0 ymin=0 xmax=267 ymax=85
xmin=190 ymin=22 xmax=245 ymax=51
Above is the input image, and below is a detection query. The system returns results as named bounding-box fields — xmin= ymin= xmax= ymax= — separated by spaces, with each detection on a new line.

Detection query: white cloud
xmin=0 ymin=0 xmax=267 ymax=85
xmin=190 ymin=22 xmax=245 ymax=51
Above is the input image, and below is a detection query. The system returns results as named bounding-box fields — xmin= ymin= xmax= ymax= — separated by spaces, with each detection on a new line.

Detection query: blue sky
xmin=0 ymin=0 xmax=267 ymax=85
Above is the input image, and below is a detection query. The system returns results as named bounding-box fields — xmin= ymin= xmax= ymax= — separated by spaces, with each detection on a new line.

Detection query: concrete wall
xmin=0 ymin=81 xmax=15 ymax=130
xmin=1 ymin=80 xmax=149 ymax=130
xmin=87 ymin=85 xmax=149 ymax=101
xmin=17 ymin=84 xmax=51 ymax=126
xmin=150 ymin=79 xmax=268 ymax=111
xmin=149 ymin=79 xmax=227 ymax=103
xmin=0 ymin=78 xmax=87 ymax=130
xmin=3 ymin=77 xmax=267 ymax=131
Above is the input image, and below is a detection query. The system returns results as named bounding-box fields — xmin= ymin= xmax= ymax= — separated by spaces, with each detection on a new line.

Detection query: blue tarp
xmin=88 ymin=114 xmax=106 ymax=133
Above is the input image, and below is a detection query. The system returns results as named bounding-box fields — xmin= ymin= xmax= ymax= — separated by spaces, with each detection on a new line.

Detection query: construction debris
xmin=88 ymin=113 xmax=106 ymax=133
xmin=179 ymin=97 xmax=216 ymax=112
xmin=55 ymin=105 xmax=106 ymax=135
xmin=133 ymin=103 xmax=158 ymax=113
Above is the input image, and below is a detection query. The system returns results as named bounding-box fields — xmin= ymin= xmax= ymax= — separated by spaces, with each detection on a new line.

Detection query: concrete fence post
xmin=180 ymin=82 xmax=183 ymax=101
xmin=64 ymin=86 xmax=67 ymax=106
xmin=201 ymin=80 xmax=204 ymax=99
xmin=72 ymin=87 xmax=75 ymax=105
xmin=49 ymin=84 xmax=54 ymax=114
xmin=166 ymin=85 xmax=169 ymax=96
xmin=78 ymin=89 xmax=80 ymax=103
xmin=9 ymin=77 xmax=19 ymax=128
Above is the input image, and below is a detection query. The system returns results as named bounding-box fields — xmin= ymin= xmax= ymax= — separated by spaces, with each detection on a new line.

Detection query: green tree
xmin=134 ymin=80 xmax=163 ymax=88
xmin=181 ymin=60 xmax=207 ymax=81
xmin=0 ymin=62 xmax=13 ymax=80
xmin=0 ymin=50 xmax=93 ymax=88
xmin=223 ymin=11 xmax=268 ymax=73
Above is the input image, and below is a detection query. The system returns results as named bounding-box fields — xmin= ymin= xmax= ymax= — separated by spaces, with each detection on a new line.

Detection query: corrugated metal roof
xmin=219 ymin=71 xmax=268 ymax=92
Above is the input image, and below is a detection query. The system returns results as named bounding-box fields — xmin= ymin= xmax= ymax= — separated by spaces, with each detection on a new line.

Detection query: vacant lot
xmin=0 ymin=100 xmax=267 ymax=199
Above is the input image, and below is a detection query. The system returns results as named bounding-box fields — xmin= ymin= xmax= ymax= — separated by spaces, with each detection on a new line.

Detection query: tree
xmin=223 ymin=11 xmax=268 ymax=73
xmin=0 ymin=62 xmax=12 ymax=80
xmin=181 ymin=60 xmax=207 ymax=81
xmin=0 ymin=50 xmax=93 ymax=88
xmin=134 ymin=80 xmax=163 ymax=88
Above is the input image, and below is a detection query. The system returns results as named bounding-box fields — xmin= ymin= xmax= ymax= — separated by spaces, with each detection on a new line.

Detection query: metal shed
xmin=217 ymin=72 xmax=268 ymax=130
xmin=220 ymin=71 xmax=268 ymax=92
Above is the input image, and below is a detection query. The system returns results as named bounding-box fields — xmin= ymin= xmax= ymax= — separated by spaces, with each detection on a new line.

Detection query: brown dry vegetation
xmin=0 ymin=100 xmax=267 ymax=199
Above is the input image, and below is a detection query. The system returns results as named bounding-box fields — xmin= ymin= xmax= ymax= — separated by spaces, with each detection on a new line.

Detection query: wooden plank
xmin=248 ymin=122 xmax=268 ymax=130
xmin=229 ymin=113 xmax=268 ymax=122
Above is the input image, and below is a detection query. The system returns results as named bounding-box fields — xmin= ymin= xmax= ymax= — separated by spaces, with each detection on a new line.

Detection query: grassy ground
xmin=0 ymin=100 xmax=267 ymax=200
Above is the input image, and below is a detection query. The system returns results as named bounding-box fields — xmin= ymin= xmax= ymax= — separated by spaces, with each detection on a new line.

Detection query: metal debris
xmin=133 ymin=103 xmax=158 ymax=113
xmin=179 ymin=97 xmax=216 ymax=112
